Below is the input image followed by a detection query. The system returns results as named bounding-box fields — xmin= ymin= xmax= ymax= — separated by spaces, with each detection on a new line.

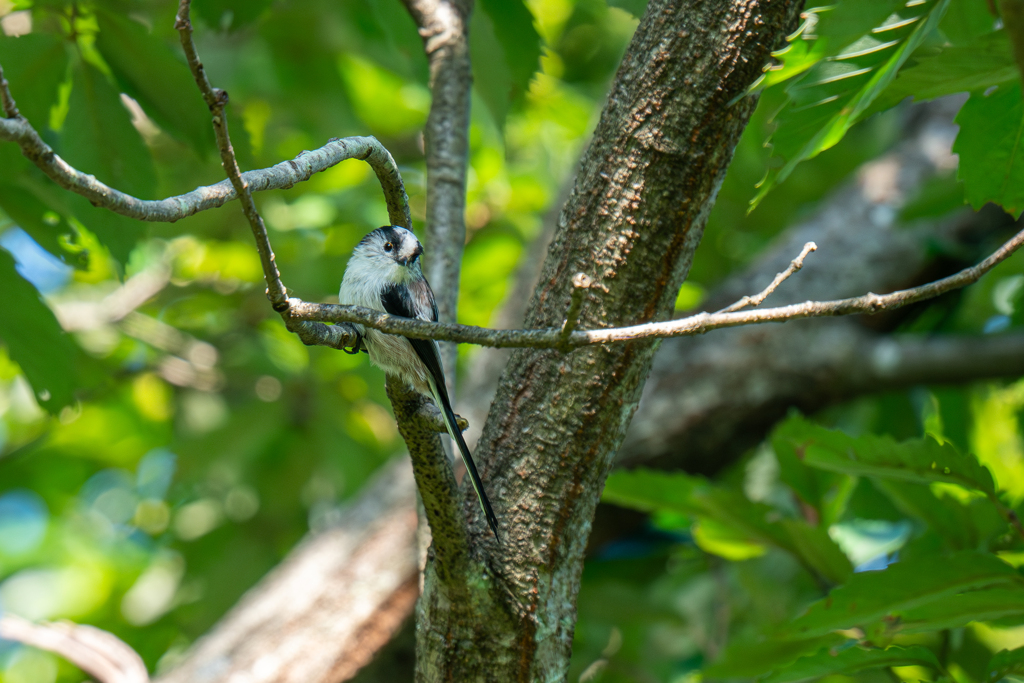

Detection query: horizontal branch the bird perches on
xmin=285 ymin=223 xmax=1024 ymax=349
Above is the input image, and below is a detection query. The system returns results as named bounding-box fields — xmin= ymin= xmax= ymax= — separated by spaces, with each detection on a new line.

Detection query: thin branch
xmin=560 ymin=272 xmax=592 ymax=346
xmin=0 ymin=61 xmax=20 ymax=118
xmin=174 ymin=0 xmax=285 ymax=306
xmin=717 ymin=242 xmax=817 ymax=314
xmin=0 ymin=614 xmax=149 ymax=683
xmin=400 ymin=0 xmax=474 ymax=386
xmin=284 ymin=220 xmax=1024 ymax=348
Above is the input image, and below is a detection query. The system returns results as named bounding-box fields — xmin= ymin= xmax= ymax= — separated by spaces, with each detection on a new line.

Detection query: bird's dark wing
xmin=379 ymin=280 xmax=501 ymax=541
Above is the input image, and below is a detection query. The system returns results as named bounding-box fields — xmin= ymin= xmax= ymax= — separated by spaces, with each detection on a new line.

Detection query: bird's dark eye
xmin=384 ymin=242 xmax=394 ymax=253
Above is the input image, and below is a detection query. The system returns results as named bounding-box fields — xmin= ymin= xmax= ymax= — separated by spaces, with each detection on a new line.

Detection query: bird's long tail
xmin=428 ymin=379 xmax=501 ymax=542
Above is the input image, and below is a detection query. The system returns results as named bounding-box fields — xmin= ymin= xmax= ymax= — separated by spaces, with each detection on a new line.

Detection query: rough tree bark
xmin=414 ymin=0 xmax=803 ymax=678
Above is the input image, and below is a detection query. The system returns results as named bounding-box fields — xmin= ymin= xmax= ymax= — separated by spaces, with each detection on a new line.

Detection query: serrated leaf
xmin=763 ymin=644 xmax=940 ymax=683
xmin=953 ymin=82 xmax=1024 ymax=219
xmin=603 ymin=469 xmax=852 ymax=583
xmin=897 ymin=586 xmax=1024 ymax=632
xmin=471 ymin=0 xmax=541 ymax=131
xmin=94 ymin=8 xmax=215 ymax=155
xmin=787 ymin=551 xmax=1018 ymax=637
xmin=753 ymin=0 xmax=951 ymax=209
xmin=0 ymin=32 xmax=69 ymax=129
xmin=705 ymin=634 xmax=847 ymax=679
xmin=0 ymin=247 xmax=80 ymax=413
xmin=760 ymin=0 xmax=906 ymax=91
xmin=775 ymin=414 xmax=997 ymax=496
xmin=866 ymin=30 xmax=1016 ymax=116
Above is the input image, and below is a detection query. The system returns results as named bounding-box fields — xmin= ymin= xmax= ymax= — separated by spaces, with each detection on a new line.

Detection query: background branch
xmin=0 ymin=614 xmax=149 ymax=683
xmin=401 ymin=0 xmax=474 ymax=390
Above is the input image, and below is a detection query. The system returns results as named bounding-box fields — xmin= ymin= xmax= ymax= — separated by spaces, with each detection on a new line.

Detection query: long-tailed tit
xmin=339 ymin=226 xmax=500 ymax=540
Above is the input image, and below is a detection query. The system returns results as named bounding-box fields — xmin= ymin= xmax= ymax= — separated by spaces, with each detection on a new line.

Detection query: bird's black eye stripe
xmin=384 ymin=242 xmax=393 ymax=252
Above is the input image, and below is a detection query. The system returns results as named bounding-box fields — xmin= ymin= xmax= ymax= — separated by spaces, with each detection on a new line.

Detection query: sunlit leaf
xmin=0 ymin=32 xmax=68 ymax=129
xmin=0 ymin=248 xmax=80 ymax=412
xmin=953 ymin=82 xmax=1024 ymax=219
xmin=866 ymin=30 xmax=1016 ymax=116
xmin=762 ymin=644 xmax=940 ymax=683
xmin=93 ymin=8 xmax=215 ymax=155
xmin=774 ymin=414 xmax=997 ymax=497
xmin=753 ymin=0 xmax=951 ymax=209
xmin=787 ymin=551 xmax=1018 ymax=637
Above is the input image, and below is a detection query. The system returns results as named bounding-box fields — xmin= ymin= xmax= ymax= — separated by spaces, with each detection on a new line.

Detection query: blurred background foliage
xmin=0 ymin=0 xmax=1022 ymax=681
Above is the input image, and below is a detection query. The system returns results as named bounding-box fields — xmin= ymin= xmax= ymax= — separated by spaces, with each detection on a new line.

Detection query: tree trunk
xmin=414 ymin=0 xmax=803 ymax=678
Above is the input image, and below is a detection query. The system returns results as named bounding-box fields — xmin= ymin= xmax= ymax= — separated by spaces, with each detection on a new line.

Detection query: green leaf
xmin=775 ymin=414 xmax=997 ymax=497
xmin=0 ymin=247 xmax=81 ymax=413
xmin=897 ymin=586 xmax=1024 ymax=632
xmin=753 ymin=0 xmax=951 ymax=209
xmin=191 ymin=0 xmax=274 ymax=30
xmin=787 ymin=551 xmax=1018 ymax=637
xmin=873 ymin=479 xmax=977 ymax=550
xmin=953 ymin=81 xmax=1024 ymax=219
xmin=761 ymin=0 xmax=906 ymax=90
xmin=60 ymin=60 xmax=154 ymax=264
xmin=0 ymin=32 xmax=69 ymax=129
xmin=607 ymin=0 xmax=648 ymax=19
xmin=866 ymin=30 xmax=1017 ymax=116
xmin=939 ymin=0 xmax=999 ymax=45
xmin=471 ymin=0 xmax=541 ymax=131
xmin=0 ymin=183 xmax=78 ymax=264
xmin=61 ymin=60 xmax=157 ymax=200
xmin=93 ymin=8 xmax=215 ymax=155
xmin=762 ymin=644 xmax=940 ymax=683
xmin=989 ymin=645 xmax=1024 ymax=681
xmin=705 ymin=634 xmax=847 ymax=679
xmin=603 ymin=469 xmax=852 ymax=583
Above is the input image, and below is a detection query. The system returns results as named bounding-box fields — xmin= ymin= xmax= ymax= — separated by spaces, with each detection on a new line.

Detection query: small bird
xmin=339 ymin=225 xmax=500 ymax=540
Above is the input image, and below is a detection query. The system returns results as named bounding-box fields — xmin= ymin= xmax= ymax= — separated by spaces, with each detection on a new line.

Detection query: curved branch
xmin=0 ymin=614 xmax=149 ymax=683
xmin=0 ymin=71 xmax=409 ymax=230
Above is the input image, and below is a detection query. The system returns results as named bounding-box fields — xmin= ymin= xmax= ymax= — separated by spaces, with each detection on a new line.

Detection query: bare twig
xmin=560 ymin=273 xmax=592 ymax=347
xmin=0 ymin=614 xmax=149 ymax=683
xmin=0 ymin=61 xmax=20 ymax=119
xmin=284 ymin=219 xmax=1024 ymax=348
xmin=717 ymin=242 xmax=817 ymax=314
xmin=174 ymin=0 xmax=285 ymax=305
